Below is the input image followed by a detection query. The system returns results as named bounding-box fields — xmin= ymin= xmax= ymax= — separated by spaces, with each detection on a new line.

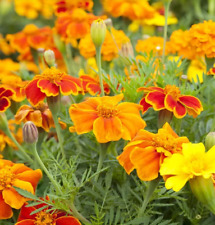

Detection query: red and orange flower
xmin=25 ymin=67 xmax=82 ymax=106
xmin=16 ymin=198 xmax=81 ymax=225
xmin=0 ymin=159 xmax=42 ymax=219
xmin=117 ymin=122 xmax=189 ymax=181
xmin=0 ymin=86 xmax=14 ymax=112
xmin=138 ymin=85 xmax=203 ymax=118
xmin=69 ymin=94 xmax=146 ymax=143
xmin=15 ymin=102 xmax=55 ymax=132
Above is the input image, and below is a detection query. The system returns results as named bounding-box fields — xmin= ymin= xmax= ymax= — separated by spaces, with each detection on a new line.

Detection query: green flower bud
xmin=44 ymin=50 xmax=56 ymax=67
xmin=23 ymin=121 xmax=38 ymax=144
xmin=91 ymin=19 xmax=106 ymax=47
xmin=205 ymin=132 xmax=215 ymax=151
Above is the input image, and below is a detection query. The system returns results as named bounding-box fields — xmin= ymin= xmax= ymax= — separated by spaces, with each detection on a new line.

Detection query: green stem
xmin=4 ymin=127 xmax=33 ymax=164
xmin=194 ymin=0 xmax=204 ymax=20
xmin=162 ymin=0 xmax=171 ymax=64
xmin=208 ymin=0 xmax=215 ymax=18
xmin=138 ymin=176 xmax=161 ymax=216
xmin=70 ymin=203 xmax=91 ymax=225
xmin=32 ymin=143 xmax=62 ymax=194
xmin=47 ymin=96 xmax=66 ymax=160
xmin=95 ymin=143 xmax=108 ymax=182
xmin=96 ymin=46 xmax=105 ymax=96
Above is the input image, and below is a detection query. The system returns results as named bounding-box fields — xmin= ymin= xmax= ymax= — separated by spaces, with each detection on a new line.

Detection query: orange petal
xmin=173 ymin=102 xmax=186 ymax=118
xmin=2 ymin=187 xmax=29 ymax=209
xmin=0 ymin=192 xmax=13 ymax=219
xmin=25 ymin=79 xmax=46 ymax=106
xmin=137 ymin=86 xmax=163 ymax=93
xmin=55 ymin=78 xmax=79 ymax=95
xmin=26 ymin=110 xmax=43 ymax=127
xmin=145 ymin=91 xmax=165 ymax=110
xmin=37 ymin=79 xmax=59 ymax=96
xmin=130 ymin=146 xmax=160 ymax=181
xmin=164 ymin=94 xmax=176 ymax=112
xmin=93 ymin=117 xmax=122 ymax=143
xmin=15 ymin=106 xmax=32 ymax=123
xmin=17 ymin=203 xmax=36 ymax=221
xmin=15 ymin=219 xmax=35 ymax=225
xmin=12 ymin=164 xmax=30 ymax=174
xmin=139 ymin=97 xmax=152 ymax=113
xmin=16 ymin=169 xmax=42 ymax=190
xmin=117 ymin=148 xmax=135 ymax=174
xmin=179 ymin=95 xmax=203 ymax=114
xmin=56 ymin=216 xmax=82 ymax=225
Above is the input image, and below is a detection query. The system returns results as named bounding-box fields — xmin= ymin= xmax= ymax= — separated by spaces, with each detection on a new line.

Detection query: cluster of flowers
xmin=1 ymin=0 xmax=215 ymax=223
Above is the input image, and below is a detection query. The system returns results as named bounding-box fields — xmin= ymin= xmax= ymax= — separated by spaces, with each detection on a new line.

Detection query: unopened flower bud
xmin=23 ymin=121 xmax=38 ymax=144
xmin=205 ymin=132 xmax=215 ymax=151
xmin=91 ymin=19 xmax=106 ymax=47
xmin=44 ymin=50 xmax=56 ymax=67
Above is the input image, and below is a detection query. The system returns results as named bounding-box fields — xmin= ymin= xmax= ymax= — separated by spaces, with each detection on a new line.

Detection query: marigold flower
xmin=79 ymin=28 xmax=130 ymax=61
xmin=69 ymin=94 xmax=146 ymax=143
xmin=15 ymin=103 xmax=55 ymax=132
xmin=187 ymin=59 xmax=206 ymax=83
xmin=160 ymin=143 xmax=215 ymax=192
xmin=0 ymin=34 xmax=14 ymax=55
xmin=102 ymin=0 xmax=156 ymax=20
xmin=0 ymin=86 xmax=14 ymax=112
xmin=117 ymin=122 xmax=189 ymax=181
xmin=167 ymin=29 xmax=197 ymax=60
xmin=15 ymin=198 xmax=81 ymax=225
xmin=189 ymin=20 xmax=215 ymax=58
xmin=25 ymin=67 xmax=81 ymax=106
xmin=0 ymin=159 xmax=42 ymax=219
xmin=138 ymin=85 xmax=203 ymax=118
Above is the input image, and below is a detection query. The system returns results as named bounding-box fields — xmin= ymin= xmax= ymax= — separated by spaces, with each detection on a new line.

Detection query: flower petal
xmin=0 ymin=96 xmax=11 ymax=112
xmin=0 ymin=192 xmax=13 ymax=219
xmin=37 ymin=79 xmax=59 ymax=96
xmin=55 ymin=77 xmax=79 ymax=95
xmin=173 ymin=101 xmax=186 ymax=118
xmin=139 ymin=97 xmax=152 ymax=113
xmin=56 ymin=216 xmax=81 ymax=225
xmin=164 ymin=94 xmax=176 ymax=112
xmin=17 ymin=203 xmax=36 ymax=221
xmin=130 ymin=146 xmax=160 ymax=181
xmin=93 ymin=117 xmax=122 ymax=143
xmin=15 ymin=219 xmax=35 ymax=225
xmin=179 ymin=95 xmax=203 ymax=114
xmin=145 ymin=91 xmax=165 ymax=110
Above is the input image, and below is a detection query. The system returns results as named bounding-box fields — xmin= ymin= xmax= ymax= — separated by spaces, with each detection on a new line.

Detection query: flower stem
xmin=70 ymin=203 xmax=91 ymax=225
xmin=95 ymin=143 xmax=108 ymax=182
xmin=4 ymin=127 xmax=33 ymax=164
xmin=96 ymin=46 xmax=105 ymax=96
xmin=138 ymin=176 xmax=161 ymax=217
xmin=162 ymin=0 xmax=171 ymax=64
xmin=47 ymin=96 xmax=66 ymax=160
xmin=32 ymin=143 xmax=62 ymax=194
xmin=208 ymin=0 xmax=215 ymax=18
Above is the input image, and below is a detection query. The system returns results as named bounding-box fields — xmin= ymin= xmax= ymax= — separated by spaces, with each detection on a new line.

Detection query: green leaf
xmin=14 ymin=187 xmax=39 ymax=201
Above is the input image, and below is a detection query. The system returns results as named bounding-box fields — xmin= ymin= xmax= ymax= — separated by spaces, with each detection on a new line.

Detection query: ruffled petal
xmin=139 ymin=97 xmax=152 ymax=113
xmin=15 ymin=106 xmax=32 ymax=123
xmin=0 ymin=192 xmax=13 ymax=219
xmin=179 ymin=95 xmax=203 ymax=114
xmin=164 ymin=94 xmax=176 ymax=112
xmin=145 ymin=91 xmax=165 ymax=110
xmin=56 ymin=216 xmax=81 ymax=225
xmin=173 ymin=101 xmax=186 ymax=118
xmin=55 ymin=77 xmax=79 ymax=95
xmin=130 ymin=146 xmax=160 ymax=181
xmin=37 ymin=79 xmax=59 ymax=96
xmin=0 ymin=96 xmax=11 ymax=112
xmin=93 ymin=117 xmax=122 ymax=143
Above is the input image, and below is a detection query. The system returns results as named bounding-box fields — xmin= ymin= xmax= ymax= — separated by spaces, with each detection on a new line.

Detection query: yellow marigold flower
xmin=102 ymin=0 xmax=156 ymax=20
xmin=189 ymin=20 xmax=215 ymax=58
xmin=135 ymin=36 xmax=166 ymax=56
xmin=187 ymin=59 xmax=206 ymax=83
xmin=69 ymin=94 xmax=146 ymax=143
xmin=168 ymin=29 xmax=196 ymax=60
xmin=14 ymin=0 xmax=42 ymax=19
xmin=160 ymin=143 xmax=215 ymax=192
xmin=117 ymin=123 xmax=189 ymax=181
xmin=0 ymin=34 xmax=14 ymax=55
xmin=79 ymin=28 xmax=130 ymax=61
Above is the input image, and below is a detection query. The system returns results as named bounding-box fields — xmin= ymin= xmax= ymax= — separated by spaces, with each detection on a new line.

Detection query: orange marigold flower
xmin=135 ymin=36 xmax=167 ymax=56
xmin=0 ymin=120 xmax=23 ymax=152
xmin=0 ymin=34 xmax=14 ymax=55
xmin=0 ymin=159 xmax=42 ymax=219
xmin=15 ymin=103 xmax=55 ymax=132
xmin=69 ymin=94 xmax=146 ymax=143
xmin=80 ymin=75 xmax=110 ymax=96
xmin=189 ymin=20 xmax=215 ymax=58
xmin=79 ymin=28 xmax=130 ymax=61
xmin=167 ymin=29 xmax=197 ymax=60
xmin=117 ymin=122 xmax=189 ymax=181
xmin=55 ymin=0 xmax=93 ymax=13
xmin=0 ymin=86 xmax=14 ymax=112
xmin=138 ymin=85 xmax=203 ymax=118
xmin=16 ymin=198 xmax=81 ymax=225
xmin=25 ymin=67 xmax=82 ymax=106
xmin=102 ymin=0 xmax=156 ymax=20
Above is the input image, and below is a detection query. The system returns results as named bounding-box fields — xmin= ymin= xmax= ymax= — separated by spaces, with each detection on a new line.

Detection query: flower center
xmin=34 ymin=211 xmax=55 ymax=225
xmin=97 ymin=104 xmax=118 ymax=118
xmin=41 ymin=67 xmax=65 ymax=82
xmin=164 ymin=85 xmax=181 ymax=101
xmin=0 ymin=166 xmax=15 ymax=190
